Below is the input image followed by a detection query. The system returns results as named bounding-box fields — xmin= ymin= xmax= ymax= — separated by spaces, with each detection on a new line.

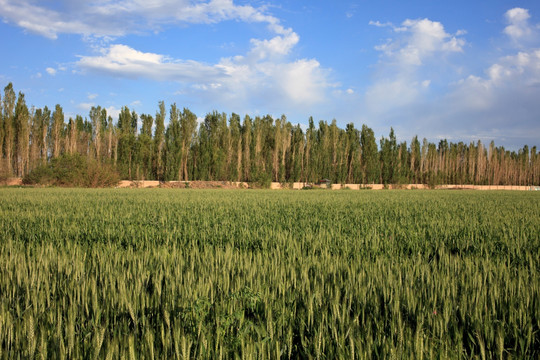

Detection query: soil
xmin=0 ymin=178 xmax=23 ymax=186
xmin=160 ymin=181 xmax=248 ymax=189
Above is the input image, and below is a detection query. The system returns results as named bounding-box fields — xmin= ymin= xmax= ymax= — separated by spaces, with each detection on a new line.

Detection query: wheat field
xmin=0 ymin=188 xmax=538 ymax=359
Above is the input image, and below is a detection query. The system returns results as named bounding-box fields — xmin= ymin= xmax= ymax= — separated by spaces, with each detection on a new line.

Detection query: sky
xmin=1 ymin=0 xmax=539 ymax=150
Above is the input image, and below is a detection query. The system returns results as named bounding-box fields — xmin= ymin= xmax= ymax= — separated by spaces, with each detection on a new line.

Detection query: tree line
xmin=1 ymin=83 xmax=539 ymax=186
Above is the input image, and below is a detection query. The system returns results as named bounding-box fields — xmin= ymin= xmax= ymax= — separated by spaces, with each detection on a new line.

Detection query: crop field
xmin=0 ymin=188 xmax=539 ymax=359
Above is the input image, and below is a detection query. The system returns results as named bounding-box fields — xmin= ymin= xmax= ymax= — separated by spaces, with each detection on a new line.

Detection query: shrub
xmin=22 ymin=165 xmax=55 ymax=185
xmin=23 ymin=154 xmax=120 ymax=187
xmin=251 ymin=171 xmax=272 ymax=189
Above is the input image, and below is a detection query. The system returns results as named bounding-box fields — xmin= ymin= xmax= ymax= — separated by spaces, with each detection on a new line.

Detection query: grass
xmin=0 ymin=189 xmax=539 ymax=359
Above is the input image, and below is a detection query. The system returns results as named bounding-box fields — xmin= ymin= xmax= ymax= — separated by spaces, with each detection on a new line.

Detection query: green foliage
xmin=251 ymin=169 xmax=272 ymax=188
xmin=21 ymin=163 xmax=54 ymax=185
xmin=22 ymin=153 xmax=119 ymax=187
xmin=0 ymin=189 xmax=538 ymax=358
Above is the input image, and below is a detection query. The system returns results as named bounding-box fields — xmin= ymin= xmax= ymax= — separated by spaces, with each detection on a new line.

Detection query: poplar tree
xmin=360 ymin=124 xmax=378 ymax=184
xmin=228 ymin=113 xmax=242 ymax=182
xmin=139 ymin=114 xmax=154 ymax=179
xmin=153 ymin=101 xmax=166 ymax=180
xmin=14 ymin=92 xmax=29 ymax=176
xmin=90 ymin=106 xmax=102 ymax=161
xmin=51 ymin=104 xmax=64 ymax=158
xmin=179 ymin=108 xmax=198 ymax=181
xmin=242 ymin=115 xmax=252 ymax=181
xmin=345 ymin=123 xmax=360 ymax=184
xmin=3 ymin=83 xmax=16 ymax=174
xmin=410 ymin=136 xmax=421 ymax=183
xmin=0 ymin=91 xmax=3 ymax=171
xmin=304 ymin=117 xmax=316 ymax=183
xmin=164 ymin=103 xmax=181 ymax=181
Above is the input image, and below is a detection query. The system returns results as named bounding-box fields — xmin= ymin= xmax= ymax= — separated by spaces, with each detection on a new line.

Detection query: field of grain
xmin=0 ymin=189 xmax=539 ymax=359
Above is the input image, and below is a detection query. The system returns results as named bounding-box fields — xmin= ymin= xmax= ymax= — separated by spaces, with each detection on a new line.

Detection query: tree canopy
xmin=1 ymin=83 xmax=539 ymax=186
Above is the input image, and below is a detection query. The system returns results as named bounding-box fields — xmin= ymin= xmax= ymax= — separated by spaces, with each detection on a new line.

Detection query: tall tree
xmin=288 ymin=125 xmax=304 ymax=182
xmin=410 ymin=136 xmax=421 ymax=183
xmin=154 ymin=101 xmax=166 ymax=180
xmin=228 ymin=113 xmax=242 ymax=182
xmin=51 ymin=104 xmax=64 ymax=158
xmin=179 ymin=108 xmax=198 ymax=181
xmin=3 ymin=83 xmax=16 ymax=174
xmin=89 ymin=106 xmax=102 ymax=161
xmin=380 ymin=127 xmax=397 ymax=185
xmin=164 ymin=103 xmax=181 ymax=181
xmin=117 ymin=106 xmax=136 ymax=179
xmin=242 ymin=115 xmax=252 ymax=181
xmin=304 ymin=117 xmax=316 ymax=183
xmin=0 ymin=90 xmax=3 ymax=172
xmin=345 ymin=123 xmax=360 ymax=184
xmin=360 ymin=124 xmax=378 ymax=184
xmin=139 ymin=114 xmax=154 ymax=179
xmin=14 ymin=92 xmax=29 ymax=176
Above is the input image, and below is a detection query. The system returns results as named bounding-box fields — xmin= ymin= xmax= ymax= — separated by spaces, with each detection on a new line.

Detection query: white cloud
xmin=369 ymin=20 xmax=392 ymax=28
xmin=274 ymin=59 xmax=328 ymax=103
xmin=77 ymin=102 xmax=95 ymax=111
xmin=2 ymin=0 xmax=340 ymax=116
xmin=378 ymin=47 xmax=540 ymax=147
xmin=77 ymin=34 xmax=331 ymax=109
xmin=365 ymin=17 xmax=465 ymax=115
xmin=249 ymin=31 xmax=299 ymax=60
xmin=105 ymin=106 xmax=121 ymax=121
xmin=192 ymin=56 xmax=330 ymax=109
xmin=504 ymin=8 xmax=533 ymax=43
xmin=373 ymin=18 xmax=465 ymax=66
xmin=0 ymin=0 xmax=285 ymax=40
xmin=365 ymin=79 xmax=423 ymax=114
xmin=346 ymin=88 xmax=354 ymax=94
xmin=87 ymin=93 xmax=98 ymax=100
xmin=0 ymin=0 xmax=97 ymax=39
xmin=360 ymin=12 xmax=539 ymax=148
xmin=77 ymin=44 xmax=225 ymax=82
xmin=451 ymin=49 xmax=540 ymax=111
xmin=46 ymin=67 xmax=57 ymax=75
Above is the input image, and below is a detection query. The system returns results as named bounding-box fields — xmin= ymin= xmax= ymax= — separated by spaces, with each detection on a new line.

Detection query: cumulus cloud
xmin=385 ymin=47 xmax=540 ymax=147
xmin=0 ymin=0 xmax=101 ymax=39
xmin=46 ymin=67 xmax=57 ymax=75
xmin=77 ymin=44 xmax=225 ymax=82
xmin=365 ymin=18 xmax=465 ymax=115
xmin=77 ymin=39 xmax=330 ymax=109
xmin=420 ymin=48 xmax=540 ymax=145
xmin=433 ymin=11 xmax=540 ymax=145
xmin=0 ymin=0 xmax=285 ymax=39
xmin=2 ymin=0 xmax=334 ymax=111
xmin=450 ymin=49 xmax=540 ymax=112
xmin=360 ymin=11 xmax=540 ymax=148
xmin=373 ymin=18 xmax=465 ymax=66
xmin=105 ymin=106 xmax=121 ymax=121
xmin=77 ymin=102 xmax=95 ymax=111
xmin=249 ymin=31 xmax=299 ymax=60
xmin=503 ymin=8 xmax=537 ymax=45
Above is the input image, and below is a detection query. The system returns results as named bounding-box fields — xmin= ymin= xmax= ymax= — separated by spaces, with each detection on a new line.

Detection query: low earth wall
xmin=100 ymin=181 xmax=540 ymax=191
xmin=278 ymin=183 xmax=533 ymax=191
xmin=2 ymin=177 xmax=535 ymax=190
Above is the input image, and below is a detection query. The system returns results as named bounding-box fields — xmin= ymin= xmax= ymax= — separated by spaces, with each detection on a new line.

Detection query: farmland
xmin=0 ymin=189 xmax=539 ymax=359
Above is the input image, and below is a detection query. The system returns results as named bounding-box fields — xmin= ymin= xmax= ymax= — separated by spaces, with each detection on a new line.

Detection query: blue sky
xmin=1 ymin=0 xmax=539 ymax=149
